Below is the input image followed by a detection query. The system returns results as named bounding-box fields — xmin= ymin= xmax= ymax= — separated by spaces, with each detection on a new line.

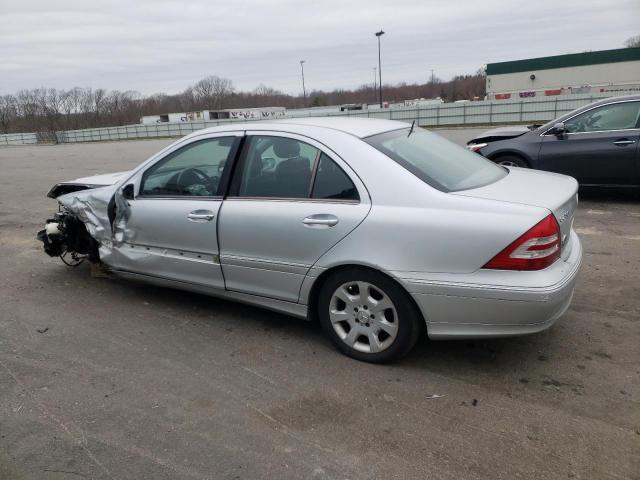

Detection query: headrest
xmin=276 ymin=157 xmax=310 ymax=177
xmin=272 ymin=138 xmax=300 ymax=158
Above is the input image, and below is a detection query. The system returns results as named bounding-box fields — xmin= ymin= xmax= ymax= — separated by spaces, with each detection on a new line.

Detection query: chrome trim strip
xmin=135 ymin=195 xmax=223 ymax=200
xmin=220 ymin=254 xmax=310 ymax=275
xmin=122 ymin=242 xmax=218 ymax=264
xmin=223 ymin=197 xmax=360 ymax=204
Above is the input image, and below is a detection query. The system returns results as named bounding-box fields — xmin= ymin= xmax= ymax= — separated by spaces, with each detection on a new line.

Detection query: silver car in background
xmin=38 ymin=118 xmax=582 ymax=362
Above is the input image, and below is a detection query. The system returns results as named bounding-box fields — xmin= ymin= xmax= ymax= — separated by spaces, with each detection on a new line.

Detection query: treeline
xmin=0 ymin=71 xmax=485 ymax=134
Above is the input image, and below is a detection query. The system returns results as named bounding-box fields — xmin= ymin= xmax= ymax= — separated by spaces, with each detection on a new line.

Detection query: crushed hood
xmin=468 ymin=126 xmax=531 ymax=144
xmin=47 ymin=171 xmax=131 ymax=198
xmin=65 ymin=171 xmax=130 ymax=186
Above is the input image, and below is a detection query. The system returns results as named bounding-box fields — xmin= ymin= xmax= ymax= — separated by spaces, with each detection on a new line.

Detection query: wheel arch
xmin=487 ymin=150 xmax=532 ymax=167
xmin=304 ymin=263 xmax=427 ymax=332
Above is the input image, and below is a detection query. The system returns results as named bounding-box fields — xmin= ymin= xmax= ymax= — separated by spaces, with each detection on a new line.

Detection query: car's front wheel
xmin=494 ymin=155 xmax=529 ymax=168
xmin=317 ymin=268 xmax=422 ymax=363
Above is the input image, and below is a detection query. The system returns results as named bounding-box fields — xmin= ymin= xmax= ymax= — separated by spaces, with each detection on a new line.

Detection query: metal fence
xmin=1 ymin=90 xmax=634 ymax=146
xmin=0 ymin=132 xmax=38 ymax=146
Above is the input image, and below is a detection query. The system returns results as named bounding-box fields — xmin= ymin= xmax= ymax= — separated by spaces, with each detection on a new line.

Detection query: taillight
xmin=483 ymin=214 xmax=561 ymax=270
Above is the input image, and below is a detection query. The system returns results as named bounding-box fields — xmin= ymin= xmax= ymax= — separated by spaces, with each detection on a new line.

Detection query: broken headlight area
xmin=36 ymin=210 xmax=100 ymax=266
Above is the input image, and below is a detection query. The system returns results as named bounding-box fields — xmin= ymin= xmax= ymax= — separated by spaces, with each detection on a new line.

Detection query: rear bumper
xmin=397 ymin=230 xmax=583 ymax=339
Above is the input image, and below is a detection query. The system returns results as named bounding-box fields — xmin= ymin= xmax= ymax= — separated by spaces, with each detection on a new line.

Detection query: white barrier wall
xmin=1 ymin=90 xmax=635 ymax=145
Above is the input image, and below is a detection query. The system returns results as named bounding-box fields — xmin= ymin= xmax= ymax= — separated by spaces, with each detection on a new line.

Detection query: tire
xmin=317 ymin=267 xmax=423 ymax=363
xmin=494 ymin=155 xmax=529 ymax=168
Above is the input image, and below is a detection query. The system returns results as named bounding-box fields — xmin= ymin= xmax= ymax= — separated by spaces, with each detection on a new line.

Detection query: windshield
xmin=364 ymin=128 xmax=507 ymax=192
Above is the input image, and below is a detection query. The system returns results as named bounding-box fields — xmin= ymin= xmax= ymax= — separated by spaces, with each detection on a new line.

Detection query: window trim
xmin=540 ymin=100 xmax=640 ymax=136
xmin=227 ymin=132 xmax=362 ymax=204
xmin=137 ymin=136 xmax=242 ymax=199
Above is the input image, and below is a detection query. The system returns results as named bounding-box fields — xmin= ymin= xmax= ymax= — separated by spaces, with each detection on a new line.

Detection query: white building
xmin=486 ymin=47 xmax=640 ymax=100
xmin=140 ymin=107 xmax=285 ymax=125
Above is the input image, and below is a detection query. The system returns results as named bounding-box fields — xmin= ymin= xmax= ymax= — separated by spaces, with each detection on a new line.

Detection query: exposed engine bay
xmin=36 ymin=210 xmax=100 ymax=266
xmin=36 ymin=172 xmax=131 ymax=269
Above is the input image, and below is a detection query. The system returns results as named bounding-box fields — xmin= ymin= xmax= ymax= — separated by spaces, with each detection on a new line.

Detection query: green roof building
xmin=486 ymin=47 xmax=640 ymax=100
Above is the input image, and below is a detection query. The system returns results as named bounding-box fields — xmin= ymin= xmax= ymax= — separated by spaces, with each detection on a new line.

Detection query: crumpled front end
xmin=37 ymin=183 xmax=131 ymax=269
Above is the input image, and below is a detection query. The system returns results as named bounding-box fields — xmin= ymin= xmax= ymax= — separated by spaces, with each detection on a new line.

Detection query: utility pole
xmin=373 ymin=67 xmax=377 ymax=100
xmin=375 ymin=30 xmax=385 ymax=108
xmin=430 ymin=69 xmax=435 ymax=84
xmin=300 ymin=60 xmax=307 ymax=105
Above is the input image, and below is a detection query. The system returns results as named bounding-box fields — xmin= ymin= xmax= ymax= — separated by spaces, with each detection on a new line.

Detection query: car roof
xmin=191 ymin=117 xmax=409 ymax=139
xmin=572 ymin=94 xmax=640 ymax=113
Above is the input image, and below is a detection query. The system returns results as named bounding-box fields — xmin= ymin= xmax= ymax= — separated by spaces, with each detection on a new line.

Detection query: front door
xmin=218 ymin=132 xmax=370 ymax=302
xmin=115 ymin=133 xmax=242 ymax=288
xmin=538 ymin=100 xmax=640 ymax=185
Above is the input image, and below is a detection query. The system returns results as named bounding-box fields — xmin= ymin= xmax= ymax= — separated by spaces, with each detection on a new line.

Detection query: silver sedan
xmin=37 ymin=118 xmax=582 ymax=362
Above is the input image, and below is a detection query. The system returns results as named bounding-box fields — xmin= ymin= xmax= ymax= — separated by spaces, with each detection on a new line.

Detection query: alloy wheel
xmin=329 ymin=281 xmax=398 ymax=353
xmin=498 ymin=159 xmax=519 ymax=167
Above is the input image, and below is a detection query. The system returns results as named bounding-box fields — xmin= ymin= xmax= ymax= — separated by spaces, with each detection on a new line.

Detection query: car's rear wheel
xmin=317 ymin=268 xmax=422 ymax=363
xmin=494 ymin=155 xmax=529 ymax=168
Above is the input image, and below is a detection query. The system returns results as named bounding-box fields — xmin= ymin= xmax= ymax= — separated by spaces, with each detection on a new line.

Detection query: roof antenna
xmin=408 ymin=119 xmax=416 ymax=137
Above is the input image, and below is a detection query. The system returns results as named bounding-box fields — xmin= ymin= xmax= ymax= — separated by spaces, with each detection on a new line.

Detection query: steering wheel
xmin=176 ymin=167 xmax=212 ymax=193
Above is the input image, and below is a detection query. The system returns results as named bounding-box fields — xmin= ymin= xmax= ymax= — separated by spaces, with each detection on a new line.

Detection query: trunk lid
xmin=453 ymin=167 xmax=578 ymax=259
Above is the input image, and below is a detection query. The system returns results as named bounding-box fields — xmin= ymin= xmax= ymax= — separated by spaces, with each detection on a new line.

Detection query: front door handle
xmin=613 ymin=139 xmax=636 ymax=146
xmin=188 ymin=210 xmax=215 ymax=222
xmin=303 ymin=214 xmax=339 ymax=228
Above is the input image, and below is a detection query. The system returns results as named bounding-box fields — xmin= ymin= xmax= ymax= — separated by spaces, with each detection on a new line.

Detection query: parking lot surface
xmin=0 ymin=130 xmax=638 ymax=480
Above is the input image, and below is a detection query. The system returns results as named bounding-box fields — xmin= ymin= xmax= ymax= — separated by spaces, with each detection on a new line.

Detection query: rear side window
xmin=238 ymin=136 xmax=318 ymax=198
xmin=232 ymin=135 xmax=359 ymax=202
xmin=364 ymin=128 xmax=506 ymax=192
xmin=312 ymin=154 xmax=359 ymax=201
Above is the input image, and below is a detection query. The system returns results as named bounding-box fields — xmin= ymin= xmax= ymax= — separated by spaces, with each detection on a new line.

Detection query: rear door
xmin=218 ymin=132 xmax=370 ymax=302
xmin=538 ymin=100 xmax=640 ymax=185
xmin=114 ymin=133 xmax=242 ymax=288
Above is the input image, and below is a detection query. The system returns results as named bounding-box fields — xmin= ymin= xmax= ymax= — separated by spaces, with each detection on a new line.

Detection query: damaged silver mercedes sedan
xmin=37 ymin=118 xmax=582 ymax=362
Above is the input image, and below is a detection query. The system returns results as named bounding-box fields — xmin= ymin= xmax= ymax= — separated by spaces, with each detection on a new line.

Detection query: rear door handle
xmin=188 ymin=210 xmax=215 ymax=222
xmin=303 ymin=214 xmax=339 ymax=228
xmin=613 ymin=139 xmax=636 ymax=146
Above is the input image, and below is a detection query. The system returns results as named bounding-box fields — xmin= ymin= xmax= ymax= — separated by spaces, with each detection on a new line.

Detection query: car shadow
xmin=41 ymin=258 xmax=568 ymax=372
xmin=117 ymin=275 xmax=552 ymax=373
xmin=578 ymin=186 xmax=639 ymax=203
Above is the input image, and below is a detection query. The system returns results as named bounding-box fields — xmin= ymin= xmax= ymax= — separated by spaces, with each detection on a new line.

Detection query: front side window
xmin=365 ymin=128 xmax=506 ymax=192
xmin=564 ymin=102 xmax=640 ymax=133
xmin=140 ymin=137 xmax=237 ymax=196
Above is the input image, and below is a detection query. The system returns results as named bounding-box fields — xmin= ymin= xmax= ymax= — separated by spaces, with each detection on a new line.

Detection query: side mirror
xmin=547 ymin=122 xmax=567 ymax=137
xmin=122 ymin=183 xmax=135 ymax=200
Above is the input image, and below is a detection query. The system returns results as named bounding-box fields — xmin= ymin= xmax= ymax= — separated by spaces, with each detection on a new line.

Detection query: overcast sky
xmin=1 ymin=0 xmax=638 ymax=96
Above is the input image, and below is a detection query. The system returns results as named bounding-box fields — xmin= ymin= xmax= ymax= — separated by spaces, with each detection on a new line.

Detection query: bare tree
xmin=1 ymin=69 xmax=488 ymax=134
xmin=624 ymin=35 xmax=640 ymax=48
xmin=0 ymin=95 xmax=17 ymax=133
xmin=192 ymin=75 xmax=234 ymax=110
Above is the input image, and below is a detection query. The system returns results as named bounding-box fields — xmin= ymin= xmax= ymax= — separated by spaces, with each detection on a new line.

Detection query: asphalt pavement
xmin=0 ymin=129 xmax=638 ymax=479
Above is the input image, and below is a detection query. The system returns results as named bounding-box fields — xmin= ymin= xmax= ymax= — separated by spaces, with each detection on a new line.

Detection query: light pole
xmin=373 ymin=67 xmax=377 ymax=100
xmin=300 ymin=60 xmax=307 ymax=105
xmin=375 ymin=30 xmax=385 ymax=108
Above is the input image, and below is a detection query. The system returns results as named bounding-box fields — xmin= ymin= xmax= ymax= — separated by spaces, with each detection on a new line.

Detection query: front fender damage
xmin=37 ymin=184 xmax=131 ymax=269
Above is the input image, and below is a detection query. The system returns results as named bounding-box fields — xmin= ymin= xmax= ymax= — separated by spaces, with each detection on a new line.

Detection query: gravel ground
xmin=0 ymin=129 xmax=638 ymax=480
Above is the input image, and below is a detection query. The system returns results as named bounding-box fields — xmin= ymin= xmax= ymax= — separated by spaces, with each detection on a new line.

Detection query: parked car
xmin=37 ymin=118 xmax=582 ymax=363
xmin=467 ymin=95 xmax=640 ymax=187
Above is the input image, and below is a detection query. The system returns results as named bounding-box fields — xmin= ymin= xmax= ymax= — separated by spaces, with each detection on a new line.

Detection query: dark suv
xmin=466 ymin=95 xmax=640 ymax=187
